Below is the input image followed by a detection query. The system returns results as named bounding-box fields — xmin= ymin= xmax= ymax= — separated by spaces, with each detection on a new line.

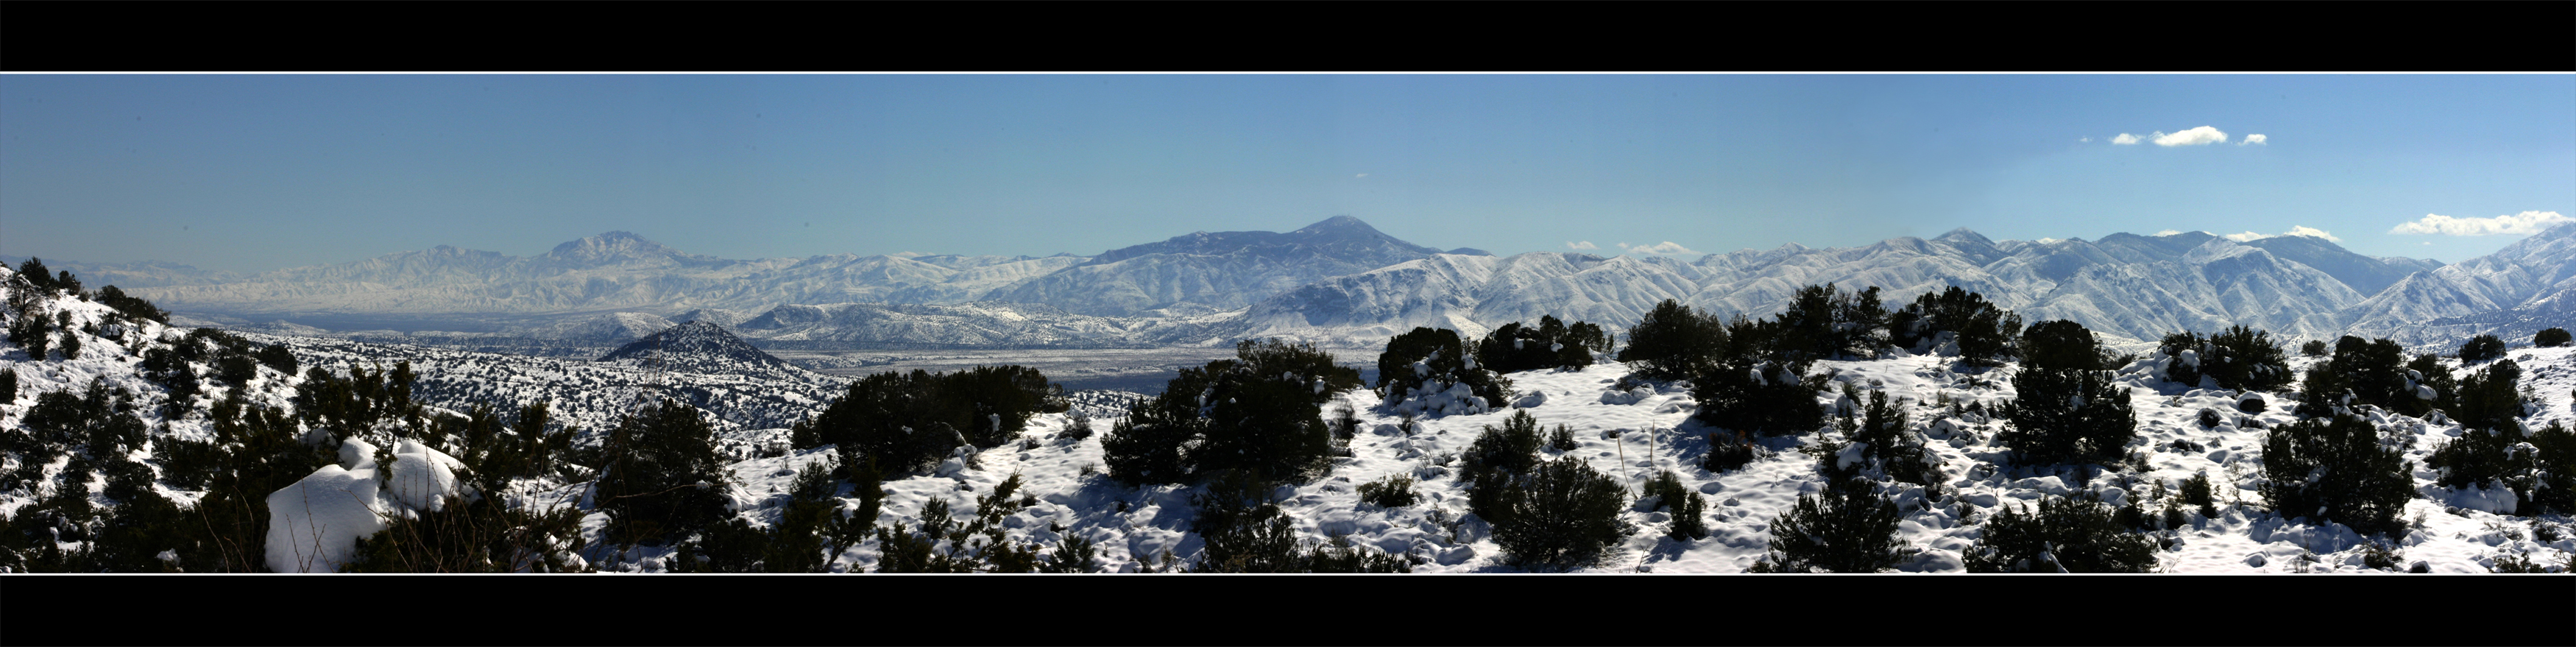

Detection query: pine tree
xmin=2536 ymin=328 xmax=2572 ymax=348
xmin=1641 ymin=470 xmax=1708 ymax=541
xmin=1752 ymin=478 xmax=1906 ymax=573
xmin=1617 ymin=300 xmax=1725 ymax=381
xmin=1997 ymin=366 xmax=2136 ymax=465
xmin=2261 ymin=415 xmax=2415 ymax=537
xmin=598 ymin=400 xmax=730 ymax=547
xmin=2458 ymin=334 xmax=2507 ymax=363
xmin=1489 ymin=456 xmax=1629 ymax=570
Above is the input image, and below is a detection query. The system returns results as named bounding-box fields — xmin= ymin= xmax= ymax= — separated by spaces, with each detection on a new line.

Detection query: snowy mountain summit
xmin=598 ymin=320 xmax=802 ymax=381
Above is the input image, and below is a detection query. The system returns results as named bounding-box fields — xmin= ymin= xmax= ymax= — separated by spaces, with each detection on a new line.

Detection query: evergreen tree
xmin=1640 ymin=470 xmax=1708 ymax=541
xmin=0 ymin=367 xmax=12 ymax=403
xmin=2020 ymin=319 xmax=2108 ymax=372
xmin=2526 ymin=422 xmax=2576 ymax=515
xmin=1964 ymin=493 xmax=2158 ymax=573
xmin=1769 ymin=283 xmax=1888 ymax=361
xmin=1476 ymin=316 xmax=1610 ymax=374
xmin=2458 ymin=334 xmax=2507 ymax=363
xmin=1461 ymin=410 xmax=1546 ymax=523
xmin=1617 ymin=300 xmax=1726 ymax=381
xmin=95 ymin=286 xmax=168 ymax=324
xmin=2300 ymin=336 xmax=2417 ymax=417
xmin=15 ymin=258 xmax=54 ymax=292
xmin=1751 ymin=478 xmax=1906 ymax=573
xmin=1997 ymin=365 xmax=2135 ymax=465
xmin=1104 ymin=339 xmax=1356 ymax=486
xmin=1488 ymin=456 xmax=1630 ymax=570
xmin=2160 ymin=326 xmax=2293 ymax=391
xmin=2260 ymin=415 xmax=2415 ymax=537
xmin=793 ymin=365 xmax=1063 ymax=474
xmin=1691 ymin=358 xmax=1827 ymax=437
xmin=1379 ymin=327 xmax=1508 ymax=408
xmin=2301 ymin=339 xmax=2329 ymax=356
xmin=598 ymin=400 xmax=730 ymax=547
xmin=2536 ymin=328 xmax=2572 ymax=348
xmin=1887 ymin=286 xmax=2020 ymax=367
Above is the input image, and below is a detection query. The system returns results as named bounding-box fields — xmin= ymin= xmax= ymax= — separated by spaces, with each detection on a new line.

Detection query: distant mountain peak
xmin=545 ymin=231 xmax=712 ymax=266
xmin=1933 ymin=227 xmax=1994 ymax=246
xmin=1292 ymin=215 xmax=1378 ymax=236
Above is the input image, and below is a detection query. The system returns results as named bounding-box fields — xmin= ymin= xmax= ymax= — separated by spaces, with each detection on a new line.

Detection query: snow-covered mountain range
xmin=49 ymin=219 xmax=2576 ymax=352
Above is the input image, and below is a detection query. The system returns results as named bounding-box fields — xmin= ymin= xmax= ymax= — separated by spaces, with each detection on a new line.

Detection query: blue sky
xmin=2 ymin=74 xmax=2569 ymax=274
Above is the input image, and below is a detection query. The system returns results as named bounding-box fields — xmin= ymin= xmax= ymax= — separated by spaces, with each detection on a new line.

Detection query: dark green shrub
xmin=2529 ymin=422 xmax=2576 ymax=515
xmin=793 ymin=365 xmax=1061 ymax=474
xmin=1763 ymin=283 xmax=1889 ymax=361
xmin=2260 ymin=415 xmax=2415 ymax=537
xmin=1191 ymin=473 xmax=1309 ymax=573
xmin=1617 ymin=300 xmax=1726 ymax=381
xmin=1691 ymin=359 xmax=1826 ymax=436
xmin=2536 ymin=328 xmax=2572 ymax=348
xmin=598 ymin=400 xmax=731 ymax=547
xmin=2021 ymin=319 xmax=2109 ymax=372
xmin=1040 ymin=534 xmax=1098 ymax=573
xmin=1356 ymin=474 xmax=1417 ymax=508
xmin=1704 ymin=431 xmax=1760 ymax=473
xmin=1462 ymin=410 xmax=1546 ymax=522
xmin=1888 ymin=286 xmax=2021 ymax=367
xmin=1546 ymin=423 xmax=1576 ymax=452
xmin=2451 ymin=359 xmax=2525 ymax=434
xmin=1105 ymin=339 xmax=1357 ymax=486
xmin=1996 ymin=366 xmax=2135 ymax=465
xmin=8 ymin=307 xmax=50 ymax=361
xmin=2299 ymin=336 xmax=2416 ymax=417
xmin=0 ymin=367 xmax=14 ymax=403
xmin=1303 ymin=534 xmax=1412 ymax=573
xmin=1750 ymin=479 xmax=1906 ymax=573
xmin=2179 ymin=470 xmax=2218 ymax=517
xmin=95 ymin=286 xmax=168 ymax=325
xmin=2301 ymin=339 xmax=2329 ymax=356
xmin=1477 ymin=315 xmax=1607 ymax=374
xmin=2459 ymin=334 xmax=2507 ymax=363
xmin=1641 ymin=470 xmax=1708 ymax=541
xmin=2360 ymin=540 xmax=2405 ymax=570
xmin=1379 ymin=327 xmax=1508 ymax=409
xmin=341 ymin=489 xmax=588 ymax=573
xmin=254 ymin=344 xmax=297 ymax=375
xmin=1965 ymin=492 xmax=2158 ymax=573
xmin=1489 ymin=456 xmax=1629 ymax=570
xmin=2160 ymin=326 xmax=2293 ymax=391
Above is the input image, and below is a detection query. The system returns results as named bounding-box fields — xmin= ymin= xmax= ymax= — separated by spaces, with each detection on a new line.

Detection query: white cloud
xmin=2151 ymin=126 xmax=2229 ymax=146
xmin=2111 ymin=133 xmax=2142 ymax=145
xmin=2388 ymin=211 xmax=2574 ymax=236
xmin=2240 ymin=133 xmax=2268 ymax=146
xmin=2282 ymin=226 xmax=2341 ymax=242
xmin=1618 ymin=241 xmax=1700 ymax=255
xmin=2153 ymin=229 xmax=2183 ymax=236
xmin=1354 ymin=173 xmax=1368 ymax=179
xmin=1565 ymin=241 xmax=1597 ymax=250
xmin=2223 ymin=226 xmax=2343 ymax=243
xmin=2080 ymin=137 xmax=2093 ymax=143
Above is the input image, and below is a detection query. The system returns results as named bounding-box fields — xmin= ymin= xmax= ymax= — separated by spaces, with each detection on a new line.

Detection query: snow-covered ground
xmin=599 ymin=346 xmax=2576 ymax=573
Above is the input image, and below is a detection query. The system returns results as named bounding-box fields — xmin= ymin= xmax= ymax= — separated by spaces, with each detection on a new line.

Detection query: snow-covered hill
xmin=10 ymin=258 xmax=2575 ymax=573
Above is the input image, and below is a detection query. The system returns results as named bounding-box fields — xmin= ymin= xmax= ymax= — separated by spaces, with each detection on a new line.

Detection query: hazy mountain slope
xmin=988 ymin=216 xmax=1446 ymax=316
